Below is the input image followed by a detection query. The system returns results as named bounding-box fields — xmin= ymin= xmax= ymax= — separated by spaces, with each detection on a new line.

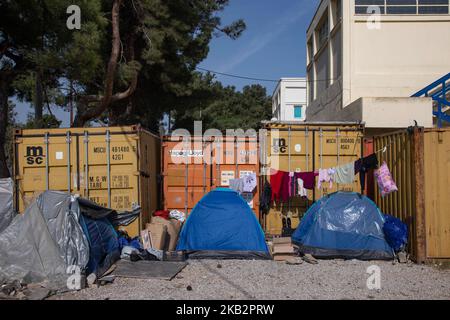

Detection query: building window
xmin=355 ymin=0 xmax=449 ymax=15
xmin=294 ymin=105 xmax=303 ymax=119
xmin=316 ymin=16 xmax=329 ymax=49
xmin=332 ymin=0 xmax=343 ymax=25
xmin=307 ymin=38 xmax=314 ymax=64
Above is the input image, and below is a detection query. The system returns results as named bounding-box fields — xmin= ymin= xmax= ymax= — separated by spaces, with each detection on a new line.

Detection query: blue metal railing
xmin=412 ymin=73 xmax=450 ymax=128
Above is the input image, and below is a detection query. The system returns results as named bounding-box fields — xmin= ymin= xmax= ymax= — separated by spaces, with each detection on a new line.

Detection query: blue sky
xmin=199 ymin=0 xmax=318 ymax=94
xmin=14 ymin=0 xmax=319 ymax=126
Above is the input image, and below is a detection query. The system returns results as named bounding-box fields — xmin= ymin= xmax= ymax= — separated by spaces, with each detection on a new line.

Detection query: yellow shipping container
xmin=13 ymin=125 xmax=161 ymax=237
xmin=261 ymin=122 xmax=365 ymax=236
xmin=373 ymin=127 xmax=450 ymax=263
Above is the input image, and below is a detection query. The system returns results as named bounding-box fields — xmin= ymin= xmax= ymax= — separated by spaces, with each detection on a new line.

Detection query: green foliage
xmin=21 ymin=113 xmax=62 ymax=129
xmin=0 ymin=0 xmax=259 ymax=132
xmin=173 ymin=78 xmax=272 ymax=132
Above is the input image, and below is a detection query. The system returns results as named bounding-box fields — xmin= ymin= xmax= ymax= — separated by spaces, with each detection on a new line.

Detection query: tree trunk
xmin=0 ymin=74 xmax=11 ymax=178
xmin=34 ymin=70 xmax=44 ymax=128
xmin=73 ymin=0 xmax=138 ymax=127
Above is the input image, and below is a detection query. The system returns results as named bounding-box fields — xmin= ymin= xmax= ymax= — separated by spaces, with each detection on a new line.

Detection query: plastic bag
xmin=170 ymin=210 xmax=186 ymax=223
xmin=383 ymin=214 xmax=408 ymax=252
xmin=375 ymin=162 xmax=398 ymax=197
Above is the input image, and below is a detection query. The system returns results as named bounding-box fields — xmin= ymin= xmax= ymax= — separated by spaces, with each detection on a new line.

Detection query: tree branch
xmin=74 ymin=0 xmax=136 ymax=127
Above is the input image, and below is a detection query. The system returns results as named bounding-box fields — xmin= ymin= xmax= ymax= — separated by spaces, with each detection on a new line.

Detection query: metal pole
xmin=106 ymin=130 xmax=111 ymax=208
xmin=84 ymin=131 xmax=89 ymax=198
xmin=235 ymin=136 xmax=239 ymax=179
xmin=185 ymin=139 xmax=189 ymax=214
xmin=305 ymin=127 xmax=309 ymax=172
xmin=66 ymin=132 xmax=71 ymax=194
xmin=203 ymin=141 xmax=206 ymax=193
xmin=288 ymin=126 xmax=291 ymax=213
xmin=336 ymin=128 xmax=341 ymax=191
xmin=320 ymin=128 xmax=323 ymax=198
xmin=44 ymin=132 xmax=49 ymax=191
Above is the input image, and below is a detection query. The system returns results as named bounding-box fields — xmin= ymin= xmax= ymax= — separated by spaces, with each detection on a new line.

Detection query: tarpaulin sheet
xmin=292 ymin=192 xmax=394 ymax=260
xmin=0 ymin=191 xmax=89 ymax=287
xmin=0 ymin=178 xmax=14 ymax=233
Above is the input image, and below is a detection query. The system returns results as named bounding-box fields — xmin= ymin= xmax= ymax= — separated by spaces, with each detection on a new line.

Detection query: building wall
xmin=350 ymin=15 xmax=450 ymax=103
xmin=306 ymin=0 xmax=450 ymax=126
xmin=272 ymin=79 xmax=307 ymax=121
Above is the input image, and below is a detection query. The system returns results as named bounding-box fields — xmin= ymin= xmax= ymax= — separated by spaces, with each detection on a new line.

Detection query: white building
xmin=272 ymin=78 xmax=307 ymax=122
xmin=306 ymin=0 xmax=450 ymax=130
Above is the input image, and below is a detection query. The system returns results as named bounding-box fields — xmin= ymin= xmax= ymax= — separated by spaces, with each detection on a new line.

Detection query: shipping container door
xmin=163 ymin=139 xmax=212 ymax=215
xmin=313 ymin=128 xmax=363 ymax=198
xmin=424 ymin=130 xmax=450 ymax=258
xmin=80 ymin=130 xmax=140 ymax=236
xmin=211 ymin=137 xmax=260 ymax=218
xmin=264 ymin=127 xmax=314 ymax=235
xmin=15 ymin=132 xmax=78 ymax=212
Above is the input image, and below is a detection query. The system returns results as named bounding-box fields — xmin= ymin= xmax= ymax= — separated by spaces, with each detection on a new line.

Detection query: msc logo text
xmin=25 ymin=146 xmax=45 ymax=165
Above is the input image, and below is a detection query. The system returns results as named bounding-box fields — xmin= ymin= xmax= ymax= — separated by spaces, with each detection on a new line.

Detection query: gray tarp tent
xmin=0 ymin=178 xmax=14 ymax=233
xmin=0 ymin=190 xmax=140 ymax=290
xmin=0 ymin=191 xmax=90 ymax=288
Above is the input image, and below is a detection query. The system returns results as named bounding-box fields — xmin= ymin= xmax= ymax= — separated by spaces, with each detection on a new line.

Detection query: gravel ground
xmin=51 ymin=259 xmax=450 ymax=300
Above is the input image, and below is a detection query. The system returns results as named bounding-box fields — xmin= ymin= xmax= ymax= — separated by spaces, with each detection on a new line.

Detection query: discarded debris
xmin=285 ymin=257 xmax=303 ymax=265
xmin=302 ymin=254 xmax=318 ymax=265
xmin=87 ymin=274 xmax=97 ymax=286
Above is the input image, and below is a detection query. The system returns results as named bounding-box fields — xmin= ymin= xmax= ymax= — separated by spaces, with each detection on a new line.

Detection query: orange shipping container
xmin=162 ymin=135 xmax=260 ymax=220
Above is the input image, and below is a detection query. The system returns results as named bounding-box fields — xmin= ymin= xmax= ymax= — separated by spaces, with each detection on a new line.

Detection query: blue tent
xmin=176 ymin=188 xmax=270 ymax=259
xmin=292 ymin=192 xmax=394 ymax=260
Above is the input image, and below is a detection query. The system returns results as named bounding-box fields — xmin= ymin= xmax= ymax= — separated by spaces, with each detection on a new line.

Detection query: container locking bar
xmin=44 ymin=132 xmax=49 ymax=191
xmin=66 ymin=132 xmax=71 ymax=194
xmin=106 ymin=130 xmax=111 ymax=208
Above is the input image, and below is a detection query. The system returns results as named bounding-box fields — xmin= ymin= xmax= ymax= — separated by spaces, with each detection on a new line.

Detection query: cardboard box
xmin=273 ymin=254 xmax=295 ymax=262
xmin=140 ymin=230 xmax=153 ymax=250
xmin=272 ymin=244 xmax=295 ymax=255
xmin=148 ymin=217 xmax=182 ymax=251
xmin=146 ymin=223 xmax=168 ymax=250
xmin=272 ymin=237 xmax=292 ymax=245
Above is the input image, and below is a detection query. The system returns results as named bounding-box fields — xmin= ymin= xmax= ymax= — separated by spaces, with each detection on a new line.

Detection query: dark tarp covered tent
xmin=292 ymin=192 xmax=394 ymax=260
xmin=176 ymin=188 xmax=270 ymax=260
xmin=0 ymin=191 xmax=139 ymax=289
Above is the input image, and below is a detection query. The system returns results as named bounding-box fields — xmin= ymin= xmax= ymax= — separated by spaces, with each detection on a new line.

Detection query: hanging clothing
xmin=318 ymin=168 xmax=336 ymax=190
xmin=294 ymin=172 xmax=317 ymax=190
xmin=355 ymin=153 xmax=379 ymax=192
xmin=270 ymin=170 xmax=285 ymax=202
xmin=260 ymin=180 xmax=272 ymax=215
xmin=229 ymin=178 xmax=244 ymax=193
xmin=334 ymin=162 xmax=355 ymax=185
xmin=242 ymin=173 xmax=257 ymax=193
xmin=288 ymin=172 xmax=295 ymax=197
xmin=297 ymin=178 xmax=308 ymax=198
xmin=279 ymin=172 xmax=291 ymax=203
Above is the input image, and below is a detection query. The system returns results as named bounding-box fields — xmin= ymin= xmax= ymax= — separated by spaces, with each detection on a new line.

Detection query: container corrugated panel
xmin=13 ymin=125 xmax=161 ymax=237
xmin=423 ymin=129 xmax=450 ymax=259
xmin=162 ymin=136 xmax=260 ymax=218
xmin=373 ymin=130 xmax=416 ymax=258
xmin=262 ymin=122 xmax=365 ymax=236
xmin=211 ymin=136 xmax=260 ymax=219
xmin=373 ymin=128 xmax=450 ymax=261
